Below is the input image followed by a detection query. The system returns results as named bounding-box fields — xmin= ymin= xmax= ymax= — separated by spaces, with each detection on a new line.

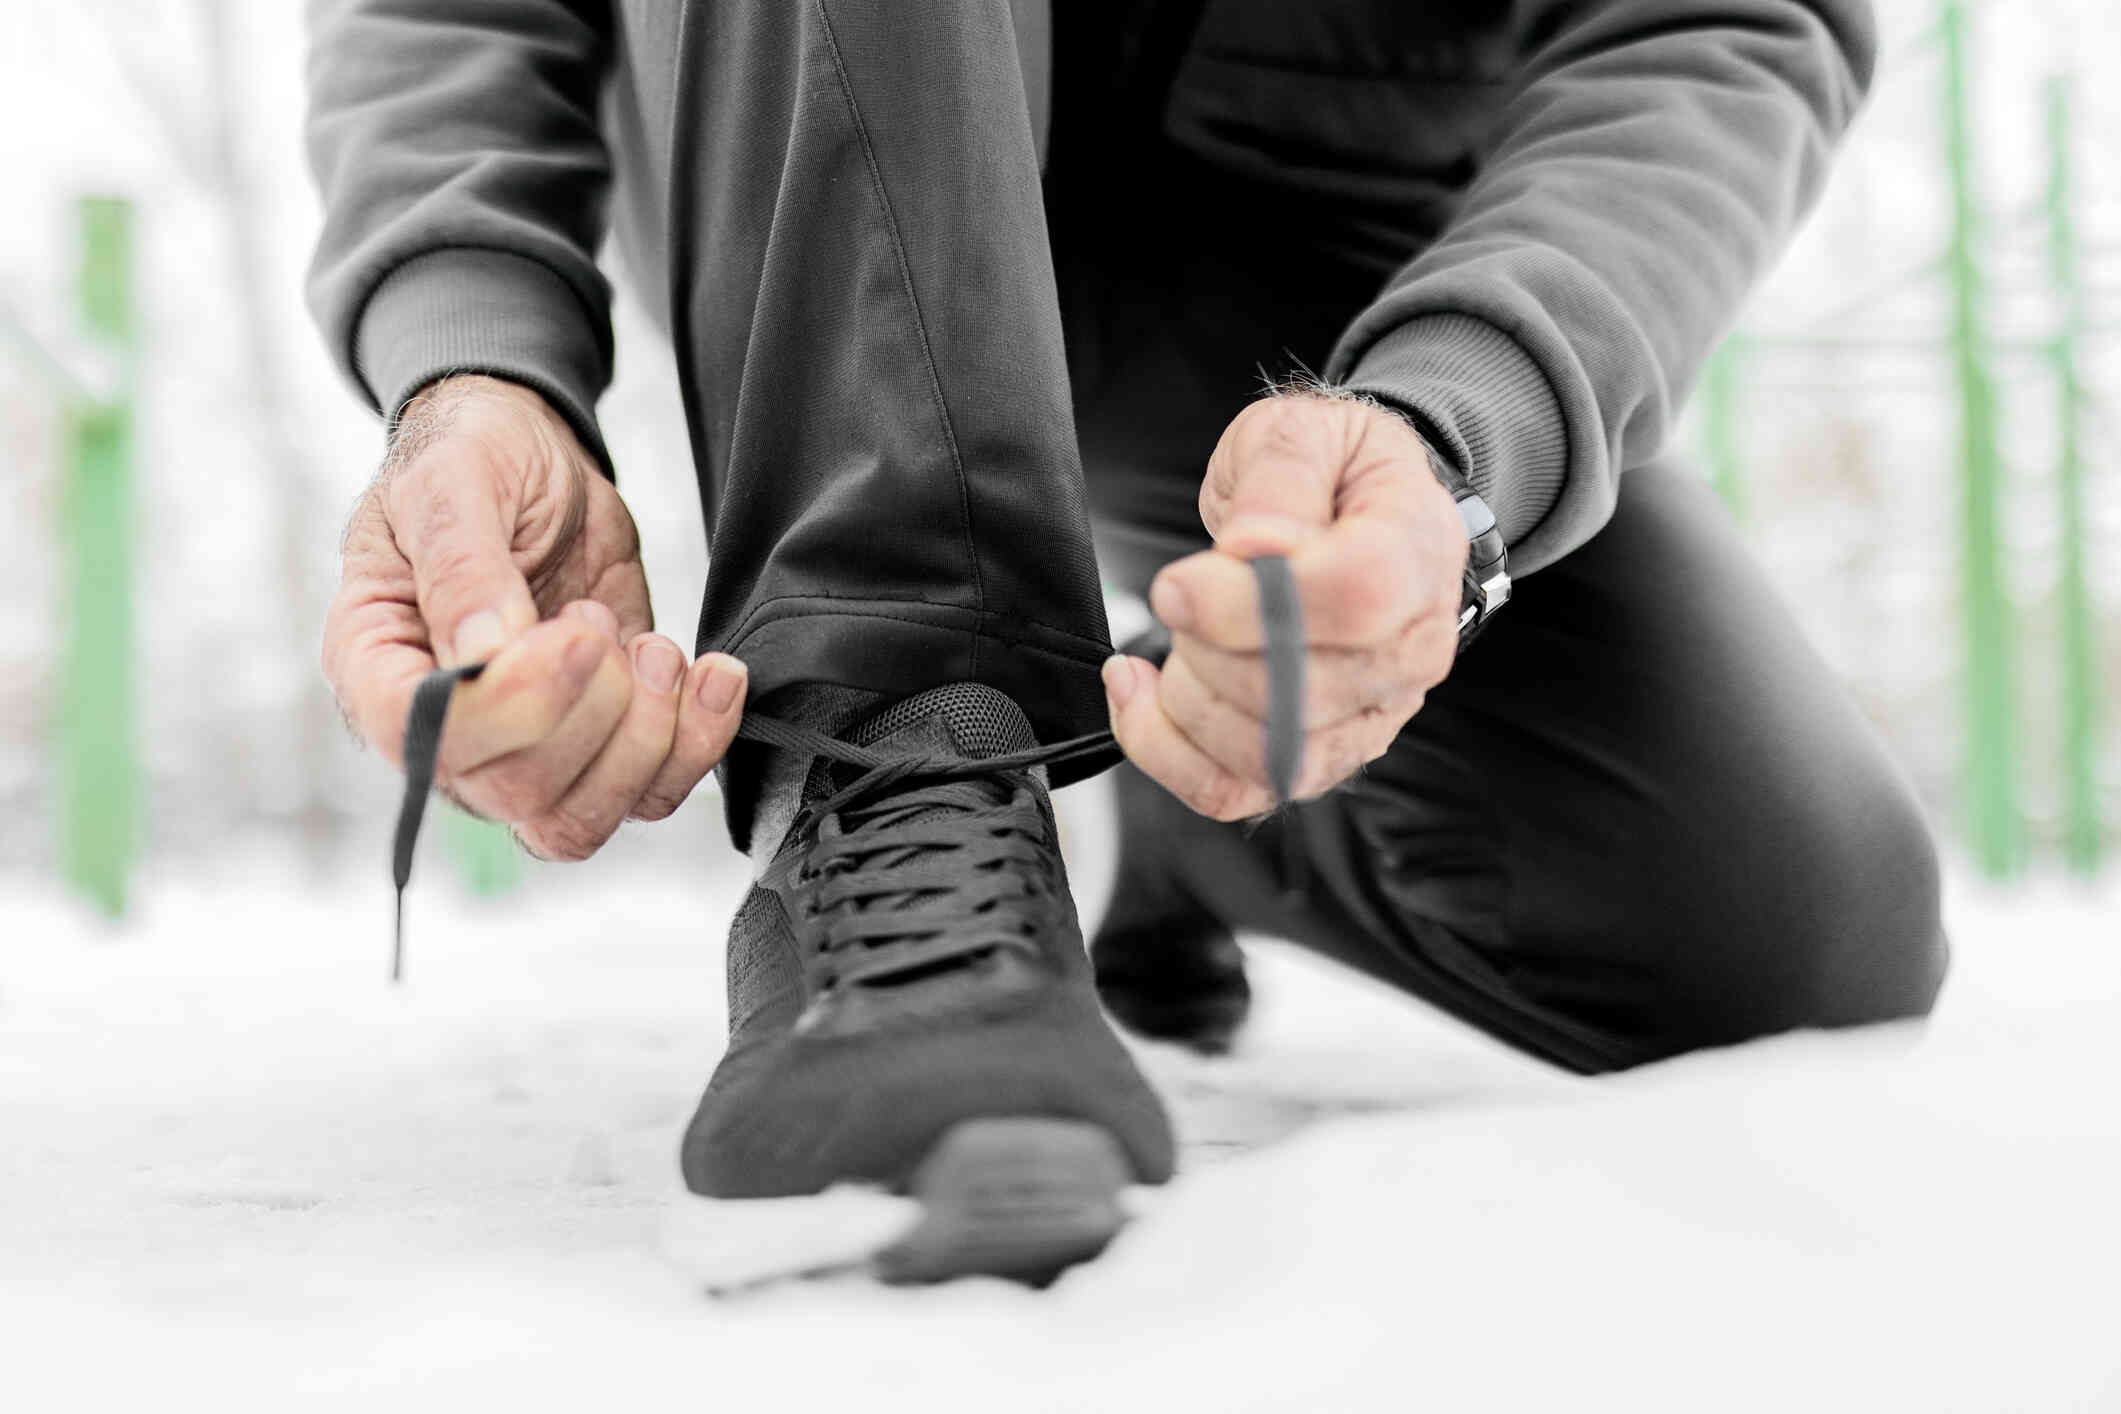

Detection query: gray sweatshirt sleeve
xmin=1327 ymin=0 xmax=1876 ymax=574
xmin=304 ymin=0 xmax=616 ymax=469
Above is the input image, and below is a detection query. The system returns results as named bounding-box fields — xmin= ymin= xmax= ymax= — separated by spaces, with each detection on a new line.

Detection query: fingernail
xmin=634 ymin=638 xmax=684 ymax=693
xmin=699 ymin=656 xmax=746 ymax=714
xmin=1149 ymin=576 xmax=1193 ymax=633
xmin=566 ymin=600 xmax=620 ymax=640
xmin=1102 ymin=654 xmax=1140 ymax=709
xmin=453 ymin=610 xmax=505 ymax=666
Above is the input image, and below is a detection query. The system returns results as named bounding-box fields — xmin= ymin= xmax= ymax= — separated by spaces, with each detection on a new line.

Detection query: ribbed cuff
xmin=1339 ymin=314 xmax=1567 ymax=548
xmin=353 ymin=248 xmax=614 ymax=474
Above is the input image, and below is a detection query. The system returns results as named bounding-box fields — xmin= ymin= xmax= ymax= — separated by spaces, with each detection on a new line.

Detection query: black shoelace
xmin=744 ymin=717 xmax=1116 ymax=989
xmin=386 ymin=558 xmax=1305 ymax=982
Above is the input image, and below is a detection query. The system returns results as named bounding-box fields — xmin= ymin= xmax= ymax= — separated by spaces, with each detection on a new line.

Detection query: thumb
xmin=390 ymin=463 xmax=541 ymax=667
xmin=1202 ymin=397 xmax=1349 ymax=556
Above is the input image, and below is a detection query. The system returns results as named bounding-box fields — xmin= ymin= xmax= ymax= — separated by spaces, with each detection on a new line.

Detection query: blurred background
xmin=3 ymin=0 xmax=2117 ymax=923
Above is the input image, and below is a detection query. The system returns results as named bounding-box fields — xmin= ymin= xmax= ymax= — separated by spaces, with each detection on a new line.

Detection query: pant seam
xmin=810 ymin=0 xmax=988 ymax=675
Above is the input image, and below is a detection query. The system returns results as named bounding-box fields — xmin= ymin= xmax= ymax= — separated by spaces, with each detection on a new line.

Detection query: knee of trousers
xmin=1637 ymin=752 xmax=1952 ymax=1055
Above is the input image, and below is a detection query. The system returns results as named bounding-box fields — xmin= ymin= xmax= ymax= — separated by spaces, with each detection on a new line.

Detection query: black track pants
xmin=676 ymin=0 xmax=1948 ymax=1059
xmin=674 ymin=0 xmax=1115 ymax=839
xmin=1099 ymin=462 xmax=1949 ymax=1072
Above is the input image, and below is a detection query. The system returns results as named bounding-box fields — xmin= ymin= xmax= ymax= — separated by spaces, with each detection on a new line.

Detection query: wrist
xmin=386 ymin=374 xmax=589 ymax=478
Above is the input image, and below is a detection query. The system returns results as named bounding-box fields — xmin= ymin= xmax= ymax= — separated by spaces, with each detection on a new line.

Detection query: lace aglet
xmin=1249 ymin=553 xmax=1308 ymax=901
xmin=387 ymin=661 xmax=486 ymax=991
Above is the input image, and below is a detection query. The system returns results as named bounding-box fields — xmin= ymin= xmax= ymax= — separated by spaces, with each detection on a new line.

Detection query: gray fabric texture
xmin=306 ymin=0 xmax=1873 ymax=576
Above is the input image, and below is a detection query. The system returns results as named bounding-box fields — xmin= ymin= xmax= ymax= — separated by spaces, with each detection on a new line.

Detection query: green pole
xmin=60 ymin=197 xmax=140 ymax=916
xmin=1941 ymin=2 xmax=2019 ymax=877
xmin=446 ymin=803 xmax=523 ymax=896
xmin=2045 ymin=75 xmax=2100 ymax=874
xmin=1702 ymin=336 xmax=1747 ymax=521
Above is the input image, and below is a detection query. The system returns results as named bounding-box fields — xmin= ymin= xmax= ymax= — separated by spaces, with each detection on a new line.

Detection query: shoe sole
xmin=664 ymin=1117 xmax=1136 ymax=1293
xmin=873 ymin=1117 xmax=1133 ymax=1285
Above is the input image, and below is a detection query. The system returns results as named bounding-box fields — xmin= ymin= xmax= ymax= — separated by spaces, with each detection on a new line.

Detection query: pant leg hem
xmin=710 ymin=594 xmax=1121 ymax=790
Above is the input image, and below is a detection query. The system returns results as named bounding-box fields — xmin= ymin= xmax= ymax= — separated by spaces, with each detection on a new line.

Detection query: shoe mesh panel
xmin=797 ymin=683 xmax=1038 ymax=828
xmin=849 ymin=682 xmax=1034 ymax=757
xmin=725 ymin=886 xmax=802 ymax=1036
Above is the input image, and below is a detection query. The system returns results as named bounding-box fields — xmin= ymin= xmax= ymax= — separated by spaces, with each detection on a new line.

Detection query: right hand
xmin=324 ymin=374 xmax=747 ymax=860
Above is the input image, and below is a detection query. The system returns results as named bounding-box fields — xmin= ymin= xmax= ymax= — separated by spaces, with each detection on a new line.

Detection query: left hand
xmin=1103 ymin=392 xmax=1468 ymax=820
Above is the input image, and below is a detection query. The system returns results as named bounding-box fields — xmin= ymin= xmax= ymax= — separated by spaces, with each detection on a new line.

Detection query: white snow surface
xmin=5 ymin=795 xmax=2120 ymax=1412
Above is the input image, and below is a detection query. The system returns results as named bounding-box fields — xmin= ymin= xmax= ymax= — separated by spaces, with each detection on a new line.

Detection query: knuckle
xmin=1363 ymin=711 xmax=1406 ymax=762
xmin=1298 ymin=740 xmax=1362 ymax=799
xmin=382 ymin=458 xmax=458 ymax=532
xmin=1199 ymin=447 xmax=1239 ymax=528
xmin=1195 ymin=771 xmax=1255 ymax=823
xmin=510 ymin=827 xmax=560 ymax=864
xmin=1244 ymin=406 xmax=1321 ymax=464
xmin=1331 ymin=573 xmax=1398 ymax=637
xmin=1416 ymin=623 xmax=1458 ymax=683
xmin=1247 ymin=393 xmax=1322 ymax=441
xmin=629 ymin=791 xmax=680 ymax=823
xmin=421 ymin=539 xmax=497 ymax=597
xmin=435 ymin=783 xmax=493 ymax=823
xmin=477 ymin=771 xmax=556 ymax=826
xmin=1160 ymin=672 xmax=1213 ymax=739
xmin=1218 ymin=664 xmax=1268 ymax=718
xmin=1393 ymin=622 xmax=1453 ymax=691
xmin=526 ymin=805 xmax=608 ymax=863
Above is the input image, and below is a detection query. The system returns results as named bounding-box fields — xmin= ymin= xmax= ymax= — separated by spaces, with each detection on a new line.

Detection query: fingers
xmin=384 ymin=444 xmax=542 ymax=665
xmin=1197 ymin=395 xmax=1351 ymax=542
xmin=1112 ymin=393 xmax=1471 ymax=815
xmin=324 ymin=592 xmax=449 ymax=773
xmin=460 ymin=617 xmax=746 ymax=855
xmin=1178 ymin=393 xmax=1466 ymax=651
xmin=513 ymin=631 xmax=690 ymax=861
xmin=1151 ymin=512 xmax=1459 ymax=650
xmin=1104 ymin=655 xmax=1273 ymax=823
xmin=631 ymin=653 xmax=749 ymax=823
xmin=1167 ymin=620 xmax=1455 ymax=730
xmin=1154 ymin=651 xmax=1407 ymax=800
xmin=1105 ymin=651 xmax=1411 ymax=818
xmin=442 ymin=604 xmax=634 ymax=820
xmin=422 ymin=611 xmax=616 ymax=777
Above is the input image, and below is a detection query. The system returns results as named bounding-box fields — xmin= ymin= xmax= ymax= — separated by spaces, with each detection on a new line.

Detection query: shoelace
xmin=386 ymin=557 xmax=1304 ymax=982
xmin=740 ymin=716 xmax=1117 ymax=989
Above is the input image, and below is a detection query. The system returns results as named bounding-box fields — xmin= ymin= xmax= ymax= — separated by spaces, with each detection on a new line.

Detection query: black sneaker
xmin=678 ymin=684 xmax=1176 ymax=1284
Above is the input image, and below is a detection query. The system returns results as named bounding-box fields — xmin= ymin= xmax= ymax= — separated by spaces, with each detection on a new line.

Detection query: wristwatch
xmin=1382 ymin=403 xmax=1511 ymax=650
xmin=1455 ymin=487 xmax=1511 ymax=650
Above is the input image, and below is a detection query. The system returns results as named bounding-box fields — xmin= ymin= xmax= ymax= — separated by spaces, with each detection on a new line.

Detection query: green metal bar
xmin=1702 ymin=336 xmax=1747 ymax=520
xmin=445 ymin=805 xmax=523 ymax=897
xmin=2046 ymin=75 xmax=2101 ymax=874
xmin=1942 ymin=5 xmax=2019 ymax=877
xmin=59 ymin=197 xmax=140 ymax=916
xmin=1941 ymin=2 xmax=2019 ymax=878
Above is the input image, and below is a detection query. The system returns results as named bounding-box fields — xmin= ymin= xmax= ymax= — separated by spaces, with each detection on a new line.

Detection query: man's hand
xmin=1103 ymin=392 xmax=1467 ymax=820
xmin=324 ymin=375 xmax=747 ymax=860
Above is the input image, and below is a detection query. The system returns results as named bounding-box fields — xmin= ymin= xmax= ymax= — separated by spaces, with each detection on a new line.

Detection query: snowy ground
xmin=5 ymin=787 xmax=2120 ymax=1412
